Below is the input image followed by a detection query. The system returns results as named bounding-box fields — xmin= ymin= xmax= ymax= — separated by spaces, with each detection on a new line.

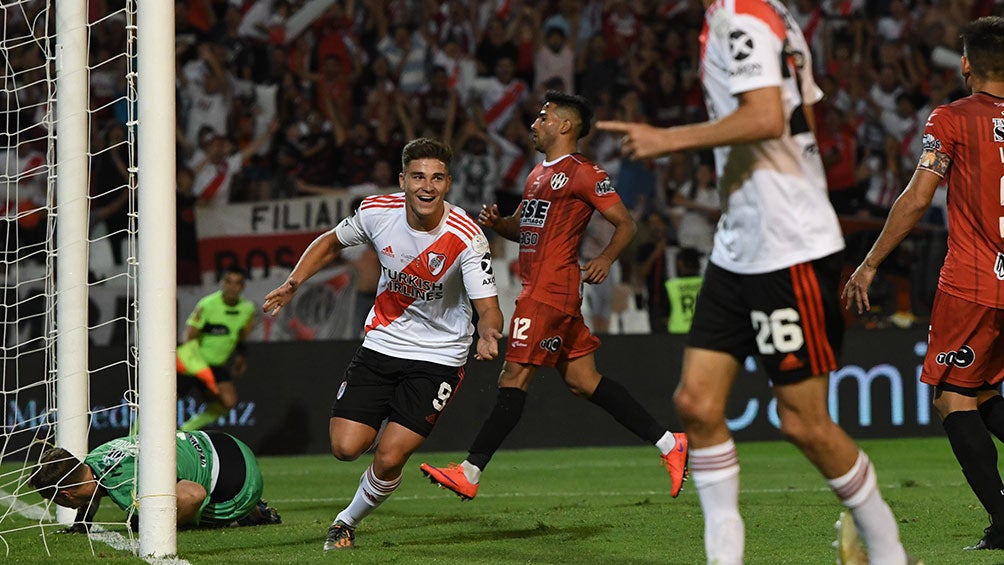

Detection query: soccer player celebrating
xmin=597 ymin=1 xmax=909 ymax=563
xmin=262 ymin=138 xmax=503 ymax=550
xmin=844 ymin=16 xmax=1004 ymax=552
xmin=420 ymin=91 xmax=689 ymax=501
xmin=31 ymin=431 xmax=280 ymax=529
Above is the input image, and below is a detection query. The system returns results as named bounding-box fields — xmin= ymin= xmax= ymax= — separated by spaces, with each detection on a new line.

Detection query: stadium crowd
xmin=11 ymin=0 xmax=1004 ymax=332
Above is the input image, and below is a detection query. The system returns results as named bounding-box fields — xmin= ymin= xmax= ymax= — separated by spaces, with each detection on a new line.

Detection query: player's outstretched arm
xmin=842 ymin=168 xmax=940 ymax=314
xmin=472 ymin=296 xmax=504 ymax=361
xmin=478 ymin=203 xmax=521 ymax=242
xmin=263 ymin=229 xmax=346 ymax=316
xmin=596 ymin=86 xmax=785 ymax=160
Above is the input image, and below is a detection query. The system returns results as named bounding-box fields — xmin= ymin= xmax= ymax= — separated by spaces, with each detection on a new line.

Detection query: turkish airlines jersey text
xmin=701 ymin=0 xmax=844 ymax=273
xmin=919 ymin=92 xmax=1004 ymax=308
xmin=517 ymin=154 xmax=620 ymax=314
xmin=333 ymin=193 xmax=497 ymax=366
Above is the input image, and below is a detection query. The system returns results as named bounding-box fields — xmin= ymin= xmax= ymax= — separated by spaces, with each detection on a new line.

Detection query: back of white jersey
xmin=702 ymin=0 xmax=843 ymax=274
xmin=334 ymin=194 xmax=497 ymax=366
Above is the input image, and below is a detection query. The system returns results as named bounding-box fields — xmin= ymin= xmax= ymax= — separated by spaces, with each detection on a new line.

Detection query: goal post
xmin=53 ymin=0 xmax=91 ymax=528
xmin=136 ymin=0 xmax=178 ymax=556
xmin=0 ymin=0 xmax=177 ymax=557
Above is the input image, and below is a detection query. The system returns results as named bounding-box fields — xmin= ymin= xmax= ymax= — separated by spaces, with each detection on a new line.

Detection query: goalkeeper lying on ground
xmin=30 ymin=430 xmax=280 ymax=530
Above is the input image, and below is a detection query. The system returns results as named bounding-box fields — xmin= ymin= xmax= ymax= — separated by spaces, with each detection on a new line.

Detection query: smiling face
xmin=401 ymin=158 xmax=451 ymax=231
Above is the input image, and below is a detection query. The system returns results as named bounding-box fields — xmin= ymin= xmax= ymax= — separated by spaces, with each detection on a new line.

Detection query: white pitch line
xmin=0 ymin=489 xmax=190 ymax=565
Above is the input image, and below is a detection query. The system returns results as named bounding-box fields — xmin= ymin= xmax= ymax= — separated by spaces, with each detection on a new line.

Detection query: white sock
xmin=827 ymin=451 xmax=907 ymax=565
xmin=335 ymin=464 xmax=401 ymax=528
xmin=691 ymin=439 xmax=743 ymax=565
xmin=655 ymin=431 xmax=677 ymax=455
xmin=461 ymin=460 xmax=481 ymax=484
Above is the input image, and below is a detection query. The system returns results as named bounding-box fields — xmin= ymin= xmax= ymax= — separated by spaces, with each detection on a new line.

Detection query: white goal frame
xmin=51 ymin=0 xmax=178 ymax=557
xmin=134 ymin=0 xmax=178 ymax=557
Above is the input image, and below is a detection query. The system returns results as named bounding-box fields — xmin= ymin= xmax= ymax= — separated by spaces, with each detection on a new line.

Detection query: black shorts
xmin=687 ymin=251 xmax=844 ymax=385
xmin=331 ymin=346 xmax=465 ymax=437
xmin=177 ymin=365 xmax=233 ymax=397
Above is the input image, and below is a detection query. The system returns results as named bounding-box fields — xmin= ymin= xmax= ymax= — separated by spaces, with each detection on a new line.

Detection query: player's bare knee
xmin=778 ymin=415 xmax=829 ymax=450
xmin=673 ymin=386 xmax=706 ymax=425
xmin=329 ymin=442 xmax=363 ymax=462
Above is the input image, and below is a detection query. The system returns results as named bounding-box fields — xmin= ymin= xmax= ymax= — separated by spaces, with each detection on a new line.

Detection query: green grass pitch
xmin=3 ymin=437 xmax=1004 ymax=564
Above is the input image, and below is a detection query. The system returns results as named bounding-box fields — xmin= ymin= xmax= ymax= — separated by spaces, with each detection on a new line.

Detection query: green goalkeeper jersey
xmin=86 ymin=432 xmax=215 ymax=516
xmin=185 ymin=290 xmax=255 ymax=366
xmin=85 ymin=431 xmax=262 ymax=525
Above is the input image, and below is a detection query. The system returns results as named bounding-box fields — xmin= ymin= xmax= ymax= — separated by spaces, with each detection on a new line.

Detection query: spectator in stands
xmin=601 ymin=0 xmax=640 ymax=59
xmin=671 ymin=160 xmax=719 ymax=256
xmin=580 ymin=211 xmax=620 ymax=334
xmin=90 ymin=121 xmax=131 ymax=266
xmin=576 ymin=35 xmax=618 ymax=106
xmin=470 ymin=56 xmax=528 ymax=134
xmin=451 ymin=121 xmax=503 ymax=218
xmin=377 ymin=24 xmax=429 ymax=95
xmin=665 ymin=247 xmax=703 ymax=335
xmin=316 ymin=55 xmax=355 ymax=127
xmin=474 ymin=19 xmax=518 ymax=77
xmin=413 ymin=66 xmax=459 ymax=144
xmin=635 ymin=211 xmax=673 ymax=334
xmin=534 ymin=22 xmax=575 ymax=93
xmin=819 ymin=105 xmax=864 ymax=216
xmin=333 ymin=120 xmax=384 ymax=188
xmin=176 ymin=167 xmax=201 ymax=286
xmin=180 ymin=42 xmax=233 ymax=148
xmin=430 ymin=35 xmax=478 ymax=106
xmin=187 ymin=120 xmax=278 ymax=206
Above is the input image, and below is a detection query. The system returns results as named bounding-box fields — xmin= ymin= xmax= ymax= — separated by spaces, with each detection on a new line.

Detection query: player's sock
xmin=336 ymin=464 xmax=401 ymax=528
xmin=943 ymin=411 xmax=1004 ymax=525
xmin=690 ymin=439 xmax=743 ymax=565
xmin=587 ymin=377 xmax=668 ymax=446
xmin=654 ymin=431 xmax=678 ymax=455
xmin=978 ymin=395 xmax=1004 ymax=443
xmin=827 ymin=450 xmax=907 ymax=564
xmin=460 ymin=460 xmax=481 ymax=484
xmin=467 ymin=387 xmax=526 ymax=471
xmin=180 ymin=402 xmax=226 ymax=432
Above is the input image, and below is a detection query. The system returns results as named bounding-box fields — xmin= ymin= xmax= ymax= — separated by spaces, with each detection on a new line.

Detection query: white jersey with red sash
xmin=333 ymin=193 xmax=497 ymax=366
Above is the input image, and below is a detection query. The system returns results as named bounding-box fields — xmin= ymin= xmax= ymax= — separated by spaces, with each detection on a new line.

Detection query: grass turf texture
xmin=2 ymin=437 xmax=1002 ymax=564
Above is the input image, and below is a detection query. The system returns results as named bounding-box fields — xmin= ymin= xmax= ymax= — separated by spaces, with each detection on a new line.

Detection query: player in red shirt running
xmin=421 ymin=91 xmax=689 ymax=501
xmin=844 ymin=16 xmax=1004 ymax=551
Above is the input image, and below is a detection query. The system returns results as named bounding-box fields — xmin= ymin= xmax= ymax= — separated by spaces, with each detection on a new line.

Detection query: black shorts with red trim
xmin=330 ymin=346 xmax=465 ymax=437
xmin=687 ymin=251 xmax=844 ymax=385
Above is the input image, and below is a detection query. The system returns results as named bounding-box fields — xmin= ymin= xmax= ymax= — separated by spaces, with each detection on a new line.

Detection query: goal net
xmin=0 ymin=0 xmax=177 ymax=558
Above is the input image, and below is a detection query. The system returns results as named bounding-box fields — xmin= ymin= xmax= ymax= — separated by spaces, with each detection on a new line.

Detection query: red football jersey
xmin=516 ymin=153 xmax=621 ymax=313
xmin=919 ymin=92 xmax=1004 ymax=308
